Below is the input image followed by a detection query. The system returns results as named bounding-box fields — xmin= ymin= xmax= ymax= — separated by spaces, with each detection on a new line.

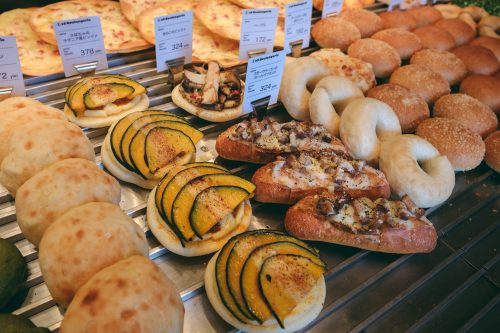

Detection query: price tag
xmin=239 ymin=8 xmax=279 ymax=61
xmin=53 ymin=16 xmax=108 ymax=77
xmin=242 ymin=50 xmax=285 ymax=114
xmin=388 ymin=0 xmax=403 ymax=11
xmin=322 ymin=0 xmax=344 ymax=18
xmin=154 ymin=10 xmax=193 ymax=72
xmin=0 ymin=36 xmax=25 ymax=96
xmin=284 ymin=0 xmax=313 ymax=54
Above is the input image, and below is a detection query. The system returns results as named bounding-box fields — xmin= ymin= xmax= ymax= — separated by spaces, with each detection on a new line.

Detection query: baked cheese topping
xmin=83 ymin=95 xmax=144 ymax=117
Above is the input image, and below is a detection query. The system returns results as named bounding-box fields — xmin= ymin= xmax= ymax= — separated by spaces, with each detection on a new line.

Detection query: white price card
xmin=154 ymin=11 xmax=193 ymax=72
xmin=388 ymin=0 xmax=403 ymax=11
xmin=284 ymin=0 xmax=313 ymax=54
xmin=53 ymin=16 xmax=108 ymax=77
xmin=322 ymin=0 xmax=344 ymax=18
xmin=242 ymin=50 xmax=286 ymax=114
xmin=239 ymin=8 xmax=279 ymax=61
xmin=0 ymin=36 xmax=25 ymax=96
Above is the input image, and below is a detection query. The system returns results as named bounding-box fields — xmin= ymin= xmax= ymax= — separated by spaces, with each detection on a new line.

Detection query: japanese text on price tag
xmin=243 ymin=50 xmax=285 ymax=113
xmin=284 ymin=0 xmax=312 ymax=54
xmin=322 ymin=0 xmax=344 ymax=18
xmin=388 ymin=0 xmax=403 ymax=11
xmin=239 ymin=8 xmax=279 ymax=60
xmin=154 ymin=11 xmax=193 ymax=72
xmin=0 ymin=36 xmax=25 ymax=96
xmin=53 ymin=16 xmax=108 ymax=77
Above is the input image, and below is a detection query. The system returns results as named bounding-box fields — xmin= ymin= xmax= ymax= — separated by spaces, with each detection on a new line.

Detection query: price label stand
xmin=289 ymin=39 xmax=303 ymax=58
xmin=247 ymin=48 xmax=270 ymax=119
xmin=73 ymin=60 xmax=98 ymax=78
xmin=165 ymin=56 xmax=186 ymax=86
xmin=0 ymin=86 xmax=13 ymax=102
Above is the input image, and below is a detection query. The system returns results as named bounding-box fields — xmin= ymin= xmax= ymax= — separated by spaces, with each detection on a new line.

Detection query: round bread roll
xmin=379 ymin=10 xmax=417 ymax=31
xmin=462 ymin=6 xmax=489 ymax=22
xmin=409 ymin=49 xmax=467 ymax=85
xmin=434 ymin=4 xmax=461 ymax=19
xmin=59 ymin=255 xmax=184 ymax=333
xmin=16 ymin=158 xmax=121 ymax=247
xmin=408 ymin=6 xmax=443 ymax=27
xmin=434 ymin=18 xmax=476 ymax=46
xmin=39 ymin=202 xmax=148 ymax=308
xmin=416 ymin=118 xmax=485 ymax=171
xmin=340 ymin=9 xmax=383 ymax=37
xmin=311 ymin=17 xmax=361 ymax=52
xmin=367 ymin=83 xmax=429 ymax=133
xmin=0 ymin=119 xmax=95 ymax=196
xmin=389 ymin=65 xmax=450 ymax=105
xmin=347 ymin=38 xmax=401 ymax=78
xmin=433 ymin=94 xmax=498 ymax=139
xmin=469 ymin=36 xmax=500 ymax=62
xmin=460 ymin=74 xmax=500 ymax=113
xmin=484 ymin=131 xmax=500 ymax=172
xmin=371 ymin=28 xmax=422 ymax=60
xmin=412 ymin=26 xmax=456 ymax=51
xmin=310 ymin=48 xmax=376 ymax=93
xmin=451 ymin=45 xmax=500 ymax=75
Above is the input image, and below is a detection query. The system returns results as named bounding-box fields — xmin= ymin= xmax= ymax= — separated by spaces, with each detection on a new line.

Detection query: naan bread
xmin=119 ymin=0 xmax=188 ymax=27
xmin=60 ymin=255 xmax=184 ymax=333
xmin=195 ymin=0 xmax=285 ymax=47
xmin=0 ymin=8 xmax=63 ymax=76
xmin=39 ymin=202 xmax=148 ymax=308
xmin=0 ymin=97 xmax=44 ymax=115
xmin=313 ymin=0 xmax=365 ymax=11
xmin=229 ymin=0 xmax=296 ymax=18
xmin=137 ymin=0 xmax=240 ymax=66
xmin=0 ymin=119 xmax=95 ymax=196
xmin=30 ymin=0 xmax=151 ymax=53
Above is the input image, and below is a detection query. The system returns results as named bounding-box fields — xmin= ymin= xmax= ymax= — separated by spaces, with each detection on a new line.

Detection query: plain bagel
xmin=478 ymin=15 xmax=500 ymax=39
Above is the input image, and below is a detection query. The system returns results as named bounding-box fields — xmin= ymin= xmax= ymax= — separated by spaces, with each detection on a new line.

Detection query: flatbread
xmin=0 ymin=96 xmax=44 ymax=115
xmin=195 ymin=0 xmax=285 ymax=47
xmin=229 ymin=0 xmax=297 ymax=18
xmin=0 ymin=119 xmax=95 ymax=197
xmin=16 ymin=158 xmax=121 ymax=248
xmin=0 ymin=8 xmax=63 ymax=76
xmin=120 ymin=0 xmax=195 ymax=27
xmin=30 ymin=0 xmax=151 ymax=53
xmin=136 ymin=1 xmax=241 ymax=67
xmin=60 ymin=255 xmax=184 ymax=333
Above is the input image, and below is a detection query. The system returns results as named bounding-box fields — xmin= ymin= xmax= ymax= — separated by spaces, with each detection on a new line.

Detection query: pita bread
xmin=0 ymin=97 xmax=44 ymax=115
xmin=120 ymin=0 xmax=196 ymax=27
xmin=0 ymin=119 xmax=95 ymax=197
xmin=30 ymin=0 xmax=151 ymax=53
xmin=313 ymin=0 xmax=365 ymax=11
xmin=60 ymin=255 xmax=184 ymax=333
xmin=195 ymin=0 xmax=285 ymax=47
xmin=0 ymin=8 xmax=63 ymax=76
xmin=229 ymin=0 xmax=297 ymax=18
xmin=16 ymin=158 xmax=121 ymax=247
xmin=39 ymin=202 xmax=148 ymax=308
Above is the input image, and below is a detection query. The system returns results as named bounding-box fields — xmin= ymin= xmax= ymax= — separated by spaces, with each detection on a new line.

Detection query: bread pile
xmin=0 ymin=96 xmax=184 ymax=332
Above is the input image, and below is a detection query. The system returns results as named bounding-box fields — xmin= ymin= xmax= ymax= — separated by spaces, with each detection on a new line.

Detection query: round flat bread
xmin=119 ymin=0 xmax=184 ymax=27
xmin=229 ymin=0 xmax=297 ymax=18
xmin=195 ymin=0 xmax=285 ymax=47
xmin=30 ymin=0 xmax=151 ymax=53
xmin=0 ymin=97 xmax=44 ymax=115
xmin=0 ymin=8 xmax=63 ymax=76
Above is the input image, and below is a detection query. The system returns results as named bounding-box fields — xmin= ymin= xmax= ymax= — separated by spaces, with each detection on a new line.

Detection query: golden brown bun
xmin=433 ymin=94 xmax=498 ymax=139
xmin=460 ymin=75 xmax=500 ymax=113
xmin=371 ymin=28 xmax=422 ymax=60
xmin=410 ymin=49 xmax=467 ymax=86
xmin=340 ymin=9 xmax=383 ymax=38
xmin=484 ymin=131 xmax=500 ymax=172
xmin=412 ymin=26 xmax=456 ymax=51
xmin=389 ymin=65 xmax=450 ymax=105
xmin=284 ymin=194 xmax=437 ymax=253
xmin=347 ymin=38 xmax=401 ymax=78
xmin=416 ymin=118 xmax=485 ymax=171
xmin=311 ymin=17 xmax=361 ymax=52
xmin=408 ymin=6 xmax=443 ymax=27
xmin=251 ymin=161 xmax=390 ymax=205
xmin=451 ymin=45 xmax=500 ymax=75
xmin=367 ymin=83 xmax=429 ymax=133
xmin=434 ymin=18 xmax=476 ymax=46
xmin=379 ymin=10 xmax=417 ymax=31
xmin=469 ymin=36 xmax=500 ymax=62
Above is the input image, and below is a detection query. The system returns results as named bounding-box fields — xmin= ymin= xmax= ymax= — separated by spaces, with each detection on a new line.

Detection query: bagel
xmin=379 ymin=135 xmax=455 ymax=208
xmin=412 ymin=25 xmax=456 ymax=51
xmin=462 ymin=6 xmax=489 ymax=22
xmin=309 ymin=76 xmax=364 ymax=137
xmin=434 ymin=4 xmax=462 ymax=19
xmin=434 ymin=18 xmax=476 ymax=46
xmin=460 ymin=74 xmax=500 ymax=113
xmin=278 ymin=57 xmax=330 ymax=121
xmin=451 ymin=45 xmax=500 ymax=75
xmin=458 ymin=12 xmax=477 ymax=32
xmin=339 ymin=97 xmax=401 ymax=165
xmin=371 ymin=28 xmax=422 ymax=60
xmin=311 ymin=17 xmax=361 ymax=52
xmin=347 ymin=38 xmax=401 ymax=78
xmin=408 ymin=6 xmax=443 ymax=27
xmin=478 ymin=16 xmax=500 ymax=39
xmin=470 ymin=36 xmax=500 ymax=62
xmin=484 ymin=131 xmax=500 ymax=172
xmin=409 ymin=49 xmax=467 ymax=86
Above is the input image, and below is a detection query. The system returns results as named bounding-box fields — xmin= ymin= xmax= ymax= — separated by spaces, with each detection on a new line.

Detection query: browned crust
xmin=251 ymin=162 xmax=390 ymax=205
xmin=284 ymin=195 xmax=438 ymax=254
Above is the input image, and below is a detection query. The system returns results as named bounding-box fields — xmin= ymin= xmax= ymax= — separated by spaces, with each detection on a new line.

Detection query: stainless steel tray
xmin=1 ymin=3 xmax=499 ymax=332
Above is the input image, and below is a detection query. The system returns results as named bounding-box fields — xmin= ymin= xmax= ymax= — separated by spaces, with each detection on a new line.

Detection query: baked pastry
xmin=285 ymin=193 xmax=437 ymax=253
xmin=16 ymin=158 xmax=120 ymax=246
xmin=408 ymin=6 xmax=443 ymax=27
xmin=367 ymin=83 xmax=429 ymax=133
xmin=434 ymin=18 xmax=476 ymax=46
xmin=412 ymin=26 xmax=456 ymax=51
xmin=470 ymin=36 xmax=500 ymax=62
xmin=39 ymin=202 xmax=148 ymax=308
xmin=229 ymin=0 xmax=296 ymax=18
xmin=416 ymin=118 xmax=485 ymax=171
xmin=371 ymin=28 xmax=422 ymax=60
xmin=433 ymin=94 xmax=498 ymax=138
xmin=0 ymin=96 xmax=44 ymax=115
xmin=409 ymin=49 xmax=467 ymax=86
xmin=379 ymin=10 xmax=417 ymax=31
xmin=311 ymin=17 xmax=361 ymax=52
xmin=484 ymin=131 xmax=500 ymax=172
xmin=434 ymin=4 xmax=461 ymax=19
xmin=60 ymin=256 xmax=184 ymax=333
xmin=119 ymin=0 xmax=197 ymax=27
xmin=340 ymin=9 xmax=383 ymax=37
xmin=347 ymin=38 xmax=401 ymax=78
xmin=252 ymin=152 xmax=390 ymax=204
xmin=478 ymin=15 xmax=500 ymax=39
xmin=460 ymin=75 xmax=500 ymax=114
xmin=451 ymin=45 xmax=500 ymax=76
